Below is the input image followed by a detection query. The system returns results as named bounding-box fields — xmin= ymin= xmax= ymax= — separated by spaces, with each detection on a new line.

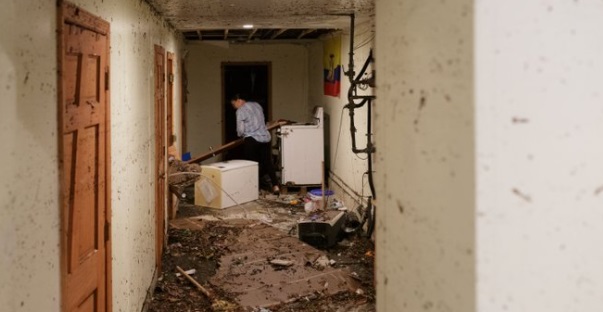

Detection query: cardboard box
xmin=194 ymin=160 xmax=258 ymax=209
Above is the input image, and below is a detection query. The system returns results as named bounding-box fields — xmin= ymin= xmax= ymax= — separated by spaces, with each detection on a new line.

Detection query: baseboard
xmin=328 ymin=171 xmax=367 ymax=219
xmin=140 ymin=267 xmax=160 ymax=312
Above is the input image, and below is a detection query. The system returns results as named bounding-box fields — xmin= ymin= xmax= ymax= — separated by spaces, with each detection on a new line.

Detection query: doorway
xmin=58 ymin=2 xmax=112 ymax=311
xmin=221 ymin=63 xmax=271 ymax=160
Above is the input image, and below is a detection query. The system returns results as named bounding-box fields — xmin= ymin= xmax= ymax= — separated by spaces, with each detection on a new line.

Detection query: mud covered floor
xmin=148 ymin=198 xmax=375 ymax=312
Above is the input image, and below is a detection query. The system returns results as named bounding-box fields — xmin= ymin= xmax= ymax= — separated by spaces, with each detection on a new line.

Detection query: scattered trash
xmin=169 ymin=242 xmax=183 ymax=249
xmin=338 ymin=240 xmax=353 ymax=248
xmin=175 ymin=268 xmax=196 ymax=277
xmin=269 ymin=259 xmax=295 ymax=267
xmin=304 ymin=201 xmax=315 ymax=214
xmin=330 ymin=198 xmax=344 ymax=210
xmin=349 ymin=272 xmax=362 ymax=282
xmin=151 ymin=201 xmax=376 ymax=311
xmin=314 ymin=255 xmax=330 ymax=269
xmin=211 ymin=299 xmax=238 ymax=311
xmin=264 ymin=194 xmax=278 ymax=201
xmin=260 ymin=215 xmax=273 ymax=224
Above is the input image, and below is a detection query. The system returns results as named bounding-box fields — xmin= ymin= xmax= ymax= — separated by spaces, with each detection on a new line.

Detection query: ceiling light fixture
xmin=243 ymin=24 xmax=254 ymax=29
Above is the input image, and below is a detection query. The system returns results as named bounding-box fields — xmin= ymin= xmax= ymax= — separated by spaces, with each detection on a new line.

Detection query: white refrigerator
xmin=279 ymin=107 xmax=324 ymax=185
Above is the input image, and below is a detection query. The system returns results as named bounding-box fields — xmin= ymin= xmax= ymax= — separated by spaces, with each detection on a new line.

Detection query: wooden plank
xmin=185 ymin=121 xmax=287 ymax=164
xmin=247 ymin=28 xmax=258 ymax=41
xmin=297 ymin=29 xmax=315 ymax=39
xmin=270 ymin=29 xmax=287 ymax=40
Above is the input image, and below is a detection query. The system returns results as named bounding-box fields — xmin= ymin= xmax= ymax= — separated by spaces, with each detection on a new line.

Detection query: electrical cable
xmin=354 ymin=35 xmax=375 ymax=51
xmin=330 ymin=107 xmax=347 ymax=173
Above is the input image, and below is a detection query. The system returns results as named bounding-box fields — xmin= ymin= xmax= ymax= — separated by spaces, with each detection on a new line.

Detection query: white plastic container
xmin=194 ymin=160 xmax=258 ymax=209
xmin=306 ymin=189 xmax=334 ymax=210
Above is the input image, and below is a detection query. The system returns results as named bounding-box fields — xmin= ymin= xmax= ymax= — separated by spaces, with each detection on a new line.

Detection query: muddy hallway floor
xmin=148 ymin=194 xmax=376 ymax=312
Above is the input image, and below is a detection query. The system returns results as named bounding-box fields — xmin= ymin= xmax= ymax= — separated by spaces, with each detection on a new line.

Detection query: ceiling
xmin=146 ymin=0 xmax=374 ymax=41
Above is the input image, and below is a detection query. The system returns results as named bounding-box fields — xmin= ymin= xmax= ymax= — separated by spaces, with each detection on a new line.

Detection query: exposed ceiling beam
xmin=224 ymin=29 xmax=229 ymax=40
xmin=247 ymin=28 xmax=258 ymax=41
xmin=270 ymin=29 xmax=287 ymax=40
xmin=196 ymin=30 xmax=203 ymax=40
xmin=297 ymin=29 xmax=316 ymax=39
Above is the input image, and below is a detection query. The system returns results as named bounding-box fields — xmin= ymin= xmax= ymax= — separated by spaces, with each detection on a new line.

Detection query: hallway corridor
xmin=2 ymin=0 xmax=603 ymax=311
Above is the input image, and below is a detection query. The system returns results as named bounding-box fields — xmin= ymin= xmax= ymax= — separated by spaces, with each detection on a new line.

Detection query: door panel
xmin=59 ymin=2 xmax=110 ymax=312
xmin=154 ymin=45 xmax=166 ymax=270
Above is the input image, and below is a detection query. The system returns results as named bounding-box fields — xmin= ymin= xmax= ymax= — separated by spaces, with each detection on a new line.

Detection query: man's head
xmin=230 ymin=93 xmax=246 ymax=109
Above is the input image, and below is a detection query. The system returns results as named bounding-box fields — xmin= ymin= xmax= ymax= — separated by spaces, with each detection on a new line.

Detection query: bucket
xmin=307 ymin=189 xmax=334 ymax=210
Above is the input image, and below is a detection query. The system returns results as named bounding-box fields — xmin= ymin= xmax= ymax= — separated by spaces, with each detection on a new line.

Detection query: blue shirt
xmin=236 ymin=101 xmax=271 ymax=143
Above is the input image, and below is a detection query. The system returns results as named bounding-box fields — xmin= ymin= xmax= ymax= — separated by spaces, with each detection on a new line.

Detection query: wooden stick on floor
xmin=176 ymin=266 xmax=214 ymax=299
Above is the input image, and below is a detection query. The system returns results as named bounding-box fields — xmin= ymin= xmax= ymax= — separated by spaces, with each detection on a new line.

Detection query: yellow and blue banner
xmin=323 ymin=35 xmax=341 ymax=97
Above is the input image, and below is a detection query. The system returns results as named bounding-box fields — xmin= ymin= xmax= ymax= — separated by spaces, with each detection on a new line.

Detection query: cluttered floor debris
xmin=148 ymin=191 xmax=375 ymax=312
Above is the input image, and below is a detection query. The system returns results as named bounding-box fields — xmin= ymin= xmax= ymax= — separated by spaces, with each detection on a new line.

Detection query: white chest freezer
xmin=194 ymin=160 xmax=258 ymax=209
xmin=280 ymin=107 xmax=324 ymax=185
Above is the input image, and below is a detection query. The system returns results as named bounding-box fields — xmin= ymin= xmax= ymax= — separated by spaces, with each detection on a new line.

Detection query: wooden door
xmin=59 ymin=2 xmax=112 ymax=312
xmin=154 ymin=45 xmax=166 ymax=270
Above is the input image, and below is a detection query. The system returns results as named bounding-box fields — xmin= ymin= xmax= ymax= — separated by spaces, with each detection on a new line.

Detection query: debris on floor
xmin=149 ymin=190 xmax=375 ymax=312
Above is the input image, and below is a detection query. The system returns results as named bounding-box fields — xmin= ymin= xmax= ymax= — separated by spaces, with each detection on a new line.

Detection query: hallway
xmin=2 ymin=0 xmax=603 ymax=311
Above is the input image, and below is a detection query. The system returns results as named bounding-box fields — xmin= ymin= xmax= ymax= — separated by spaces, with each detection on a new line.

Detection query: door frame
xmin=166 ymin=52 xmax=175 ymax=147
xmin=181 ymin=58 xmax=188 ymax=153
xmin=220 ymin=62 xmax=272 ymax=144
xmin=154 ymin=44 xmax=167 ymax=271
xmin=166 ymin=51 xmax=177 ymax=219
xmin=57 ymin=1 xmax=112 ymax=311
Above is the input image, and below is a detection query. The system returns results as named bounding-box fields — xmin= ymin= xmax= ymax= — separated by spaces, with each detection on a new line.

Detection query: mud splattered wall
xmin=475 ymin=1 xmax=603 ymax=311
xmin=0 ymin=0 xmax=183 ymax=311
xmin=185 ymin=42 xmax=311 ymax=157
xmin=0 ymin=1 xmax=61 ymax=311
xmin=67 ymin=0 xmax=184 ymax=311
xmin=375 ymin=0 xmax=476 ymax=311
xmin=307 ymin=18 xmax=375 ymax=217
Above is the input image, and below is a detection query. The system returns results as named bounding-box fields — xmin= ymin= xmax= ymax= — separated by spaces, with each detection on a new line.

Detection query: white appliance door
xmin=281 ymin=126 xmax=324 ymax=185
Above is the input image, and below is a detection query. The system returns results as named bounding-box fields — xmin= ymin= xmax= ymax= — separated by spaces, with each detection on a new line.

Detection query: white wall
xmin=475 ymin=1 xmax=603 ymax=311
xmin=186 ymin=42 xmax=312 ymax=157
xmin=308 ymin=18 xmax=375 ymax=212
xmin=0 ymin=0 xmax=183 ymax=311
xmin=375 ymin=0 xmax=476 ymax=311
